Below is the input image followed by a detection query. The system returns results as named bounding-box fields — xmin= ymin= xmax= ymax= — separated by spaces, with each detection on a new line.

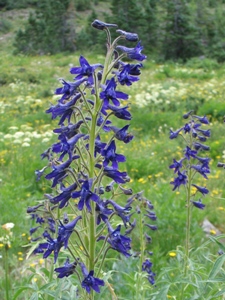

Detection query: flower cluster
xmin=169 ymin=112 xmax=211 ymax=209
xmin=27 ymin=20 xmax=156 ymax=296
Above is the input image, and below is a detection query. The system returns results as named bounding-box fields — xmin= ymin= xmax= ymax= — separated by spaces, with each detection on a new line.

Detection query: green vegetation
xmin=1 ymin=4 xmax=225 ymax=300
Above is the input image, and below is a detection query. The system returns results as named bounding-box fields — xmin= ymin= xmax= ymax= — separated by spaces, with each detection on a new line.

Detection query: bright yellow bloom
xmin=168 ymin=252 xmax=176 ymax=257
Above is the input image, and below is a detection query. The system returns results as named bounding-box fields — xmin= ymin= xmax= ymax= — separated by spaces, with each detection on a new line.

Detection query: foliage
xmin=13 ymin=0 xmax=76 ymax=55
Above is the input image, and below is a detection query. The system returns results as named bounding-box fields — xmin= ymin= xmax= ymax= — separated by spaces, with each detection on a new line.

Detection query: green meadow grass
xmin=1 ymin=11 xmax=225 ymax=298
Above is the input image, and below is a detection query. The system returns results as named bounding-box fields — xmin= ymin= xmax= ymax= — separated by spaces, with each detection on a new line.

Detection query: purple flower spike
xmin=55 ymin=258 xmax=77 ymax=278
xmin=80 ymin=263 xmax=104 ymax=294
xmin=71 ymin=180 xmax=99 ymax=212
xmin=116 ymin=41 xmax=147 ymax=61
xmin=70 ymin=56 xmax=103 ymax=85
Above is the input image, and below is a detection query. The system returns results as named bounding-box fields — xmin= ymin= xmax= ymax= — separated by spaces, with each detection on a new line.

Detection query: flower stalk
xmin=27 ymin=19 xmax=156 ymax=298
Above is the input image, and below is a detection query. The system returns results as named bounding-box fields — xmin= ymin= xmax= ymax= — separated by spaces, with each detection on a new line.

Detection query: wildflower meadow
xmin=1 ymin=13 xmax=225 ymax=300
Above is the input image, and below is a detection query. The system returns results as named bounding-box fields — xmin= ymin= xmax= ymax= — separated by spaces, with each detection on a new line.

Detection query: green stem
xmin=136 ymin=207 xmax=145 ymax=300
xmin=4 ymin=246 xmax=10 ymax=300
xmin=184 ymin=168 xmax=192 ymax=276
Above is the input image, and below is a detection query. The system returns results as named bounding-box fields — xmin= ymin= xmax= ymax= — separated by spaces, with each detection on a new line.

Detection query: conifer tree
xmin=14 ymin=0 xmax=75 ymax=55
xmin=162 ymin=0 xmax=202 ymax=61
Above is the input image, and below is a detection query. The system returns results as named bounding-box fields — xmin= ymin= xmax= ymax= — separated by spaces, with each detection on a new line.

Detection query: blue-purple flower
xmin=100 ymin=77 xmax=128 ymax=106
xmin=70 ymin=56 xmax=103 ymax=85
xmin=170 ymin=170 xmax=188 ymax=190
xmin=55 ymin=258 xmax=77 ymax=278
xmin=102 ymin=140 xmax=126 ymax=168
xmin=105 ymin=221 xmax=131 ymax=257
xmin=80 ymin=263 xmax=104 ymax=293
xmin=116 ymin=42 xmax=147 ymax=61
xmin=110 ymin=124 xmax=134 ymax=143
xmin=71 ymin=180 xmax=99 ymax=212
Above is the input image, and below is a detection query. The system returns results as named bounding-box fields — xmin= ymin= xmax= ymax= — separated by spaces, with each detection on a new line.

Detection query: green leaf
xmin=211 ymin=289 xmax=225 ymax=298
xmin=30 ymin=292 xmax=39 ymax=300
xmin=13 ymin=286 xmax=33 ymax=300
xmin=209 ymin=236 xmax=225 ymax=253
xmin=208 ymin=254 xmax=225 ymax=280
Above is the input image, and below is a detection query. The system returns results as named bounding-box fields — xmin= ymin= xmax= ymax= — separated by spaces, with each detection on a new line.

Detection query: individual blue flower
xmin=33 ymin=242 xmax=48 ymax=254
xmin=119 ymin=61 xmax=143 ymax=75
xmin=71 ymin=180 xmax=99 ymax=212
xmin=80 ymin=262 xmax=104 ymax=294
xmin=195 ymin=156 xmax=211 ymax=168
xmin=193 ymin=115 xmax=210 ymax=124
xmin=196 ymin=128 xmax=211 ymax=137
xmin=105 ymin=221 xmax=131 ymax=257
xmin=169 ymin=128 xmax=183 ymax=139
xmin=49 ymin=182 xmax=77 ymax=208
xmin=100 ymin=77 xmax=128 ymax=107
xmin=116 ymin=29 xmax=139 ymax=42
xmin=45 ymin=158 xmax=72 ymax=187
xmin=142 ymin=259 xmax=152 ymax=273
xmin=70 ymin=56 xmax=103 ymax=85
xmin=103 ymin=166 xmax=128 ymax=184
xmin=52 ymin=133 xmax=84 ymax=160
xmin=170 ymin=170 xmax=187 ymax=190
xmin=91 ymin=19 xmax=117 ymax=30
xmin=191 ymin=184 xmax=209 ymax=196
xmin=144 ymin=224 xmax=158 ymax=231
xmin=55 ymin=78 xmax=86 ymax=102
xmin=102 ymin=103 xmax=132 ymax=120
xmin=95 ymin=199 xmax=113 ymax=225
xmin=110 ymin=124 xmax=134 ymax=143
xmin=197 ymin=135 xmax=207 ymax=142
xmin=193 ymin=142 xmax=210 ymax=151
xmin=46 ymin=93 xmax=81 ymax=122
xmin=106 ymin=199 xmax=133 ymax=226
xmin=27 ymin=204 xmax=44 ymax=213
xmin=169 ymin=158 xmax=184 ymax=173
xmin=55 ymin=258 xmax=77 ymax=278
xmin=43 ymin=232 xmax=63 ymax=263
xmin=116 ymin=41 xmax=147 ymax=61
xmin=58 ymin=216 xmax=82 ymax=248
xmin=116 ymin=64 xmax=139 ymax=86
xmin=97 ymin=114 xmax=111 ymax=132
xmin=53 ymin=120 xmax=84 ymax=139
xmin=191 ymin=165 xmax=210 ymax=179
xmin=102 ymin=140 xmax=126 ymax=168
xmin=191 ymin=199 xmax=205 ymax=210
xmin=184 ymin=146 xmax=197 ymax=160
xmin=183 ymin=123 xmax=191 ymax=134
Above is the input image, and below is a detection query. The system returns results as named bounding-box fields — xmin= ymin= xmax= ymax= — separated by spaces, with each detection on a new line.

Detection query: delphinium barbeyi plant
xmin=153 ymin=111 xmax=212 ymax=299
xmin=25 ymin=20 xmax=157 ymax=299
